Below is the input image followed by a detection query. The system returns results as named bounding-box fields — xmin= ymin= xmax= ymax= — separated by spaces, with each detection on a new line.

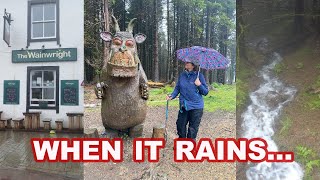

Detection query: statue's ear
xmin=134 ymin=33 xmax=146 ymax=44
xmin=100 ymin=32 xmax=113 ymax=42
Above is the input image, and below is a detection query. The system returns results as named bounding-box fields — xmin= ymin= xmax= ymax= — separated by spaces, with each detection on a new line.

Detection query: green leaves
xmin=296 ymin=145 xmax=320 ymax=178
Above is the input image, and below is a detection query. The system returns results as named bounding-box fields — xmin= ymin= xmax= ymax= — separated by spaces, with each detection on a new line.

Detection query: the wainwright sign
xmin=12 ymin=48 xmax=77 ymax=63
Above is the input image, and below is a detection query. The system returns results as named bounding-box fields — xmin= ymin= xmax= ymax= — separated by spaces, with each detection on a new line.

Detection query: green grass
xmin=273 ymin=63 xmax=287 ymax=75
xmin=205 ymin=84 xmax=236 ymax=112
xmin=235 ymin=54 xmax=259 ymax=110
xmin=236 ymin=79 xmax=249 ymax=108
xmin=148 ymin=84 xmax=236 ymax=113
xmin=296 ymin=145 xmax=320 ymax=179
xmin=307 ymin=95 xmax=320 ymax=109
xmin=304 ymin=76 xmax=320 ymax=110
xmin=147 ymin=86 xmax=179 ymax=107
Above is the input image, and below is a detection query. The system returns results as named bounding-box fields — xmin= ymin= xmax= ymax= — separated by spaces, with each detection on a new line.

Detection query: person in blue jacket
xmin=166 ymin=62 xmax=209 ymax=140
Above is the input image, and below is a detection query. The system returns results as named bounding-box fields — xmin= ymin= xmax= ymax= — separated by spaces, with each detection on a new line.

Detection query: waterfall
xmin=241 ymin=52 xmax=304 ymax=180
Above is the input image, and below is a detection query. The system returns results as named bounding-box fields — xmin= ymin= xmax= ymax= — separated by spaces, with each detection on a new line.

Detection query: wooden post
xmin=25 ymin=115 xmax=32 ymax=129
xmin=13 ymin=121 xmax=19 ymax=129
xmin=152 ymin=125 xmax=165 ymax=138
xmin=37 ymin=114 xmax=40 ymax=129
xmin=0 ymin=120 xmax=5 ymax=129
xmin=0 ymin=118 xmax=12 ymax=129
xmin=6 ymin=119 xmax=12 ymax=129
xmin=32 ymin=114 xmax=37 ymax=129
xmin=75 ymin=115 xmax=80 ymax=129
xmin=0 ymin=112 xmax=2 ymax=130
xmin=43 ymin=119 xmax=52 ymax=130
xmin=20 ymin=119 xmax=24 ymax=129
xmin=67 ymin=112 xmax=84 ymax=131
xmin=69 ymin=116 xmax=74 ymax=130
xmin=79 ymin=116 xmax=83 ymax=130
xmin=12 ymin=118 xmax=24 ymax=130
xmin=55 ymin=119 xmax=64 ymax=131
xmin=23 ymin=112 xmax=41 ymax=130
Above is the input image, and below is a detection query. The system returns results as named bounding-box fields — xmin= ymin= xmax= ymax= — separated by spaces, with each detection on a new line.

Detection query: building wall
xmin=0 ymin=0 xmax=84 ymax=128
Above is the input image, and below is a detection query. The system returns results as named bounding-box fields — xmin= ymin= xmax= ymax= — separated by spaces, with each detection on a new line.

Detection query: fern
xmin=296 ymin=146 xmax=320 ymax=178
xmin=305 ymin=160 xmax=320 ymax=175
xmin=296 ymin=146 xmax=316 ymax=161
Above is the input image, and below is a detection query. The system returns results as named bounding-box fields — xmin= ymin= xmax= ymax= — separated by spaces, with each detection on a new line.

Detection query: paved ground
xmin=0 ymin=131 xmax=83 ymax=179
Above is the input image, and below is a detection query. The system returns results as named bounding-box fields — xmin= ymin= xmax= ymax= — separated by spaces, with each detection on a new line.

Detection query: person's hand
xmin=166 ymin=95 xmax=172 ymax=101
xmin=195 ymin=78 xmax=202 ymax=86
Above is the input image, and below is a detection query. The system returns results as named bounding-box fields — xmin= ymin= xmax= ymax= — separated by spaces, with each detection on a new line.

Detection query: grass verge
xmin=148 ymin=84 xmax=236 ymax=113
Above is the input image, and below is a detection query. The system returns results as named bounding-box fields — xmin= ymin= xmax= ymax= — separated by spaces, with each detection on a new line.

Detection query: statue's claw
xmin=140 ymin=83 xmax=149 ymax=100
xmin=95 ymin=82 xmax=108 ymax=99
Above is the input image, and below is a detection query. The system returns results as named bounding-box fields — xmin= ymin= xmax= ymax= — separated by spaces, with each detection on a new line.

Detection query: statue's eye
xmin=113 ymin=38 xmax=122 ymax=45
xmin=125 ymin=40 xmax=134 ymax=47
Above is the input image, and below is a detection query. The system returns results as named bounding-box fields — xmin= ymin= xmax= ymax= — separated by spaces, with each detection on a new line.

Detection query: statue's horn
xmin=126 ymin=18 xmax=137 ymax=33
xmin=111 ymin=15 xmax=120 ymax=32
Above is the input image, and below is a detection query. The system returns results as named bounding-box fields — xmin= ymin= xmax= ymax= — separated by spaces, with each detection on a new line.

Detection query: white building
xmin=0 ymin=0 xmax=84 ymax=129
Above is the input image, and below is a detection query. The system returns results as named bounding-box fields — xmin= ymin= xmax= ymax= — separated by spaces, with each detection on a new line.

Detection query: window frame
xmin=27 ymin=66 xmax=60 ymax=113
xmin=30 ymin=3 xmax=57 ymax=39
xmin=30 ymin=70 xmax=56 ymax=105
xmin=27 ymin=0 xmax=60 ymax=46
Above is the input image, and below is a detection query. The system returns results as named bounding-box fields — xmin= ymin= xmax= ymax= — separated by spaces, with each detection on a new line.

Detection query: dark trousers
xmin=176 ymin=108 xmax=204 ymax=140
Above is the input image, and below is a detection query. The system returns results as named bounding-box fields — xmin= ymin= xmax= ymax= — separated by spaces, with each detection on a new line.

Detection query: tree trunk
xmin=153 ymin=0 xmax=159 ymax=82
xmin=294 ymin=0 xmax=305 ymax=34
xmin=204 ymin=0 xmax=210 ymax=84
xmin=166 ymin=0 xmax=171 ymax=82
xmin=122 ymin=0 xmax=126 ymax=30
xmin=173 ymin=1 xmax=180 ymax=82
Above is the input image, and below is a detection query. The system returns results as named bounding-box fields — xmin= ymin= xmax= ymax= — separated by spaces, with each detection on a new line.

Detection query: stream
xmin=241 ymin=52 xmax=304 ymax=179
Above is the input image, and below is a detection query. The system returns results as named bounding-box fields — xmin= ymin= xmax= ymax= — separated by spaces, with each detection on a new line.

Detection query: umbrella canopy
xmin=176 ymin=46 xmax=230 ymax=70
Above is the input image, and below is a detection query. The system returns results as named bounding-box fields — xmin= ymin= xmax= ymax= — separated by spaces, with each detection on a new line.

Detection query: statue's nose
xmin=119 ymin=46 xmax=127 ymax=52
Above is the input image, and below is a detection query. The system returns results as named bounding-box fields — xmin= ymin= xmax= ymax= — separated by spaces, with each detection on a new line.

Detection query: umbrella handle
xmin=197 ymin=65 xmax=201 ymax=78
xmin=165 ymin=100 xmax=169 ymax=141
xmin=165 ymin=100 xmax=169 ymax=120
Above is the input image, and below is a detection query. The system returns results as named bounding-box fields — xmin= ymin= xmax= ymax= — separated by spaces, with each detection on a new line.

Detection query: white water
xmin=241 ymin=52 xmax=304 ymax=180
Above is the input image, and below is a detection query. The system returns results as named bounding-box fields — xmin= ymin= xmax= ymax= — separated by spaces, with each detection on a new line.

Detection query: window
xmin=31 ymin=3 xmax=56 ymax=39
xmin=30 ymin=70 xmax=56 ymax=106
xmin=27 ymin=66 xmax=59 ymax=113
xmin=27 ymin=0 xmax=60 ymax=46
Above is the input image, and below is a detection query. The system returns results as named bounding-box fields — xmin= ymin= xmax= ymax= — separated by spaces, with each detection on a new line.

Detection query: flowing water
xmin=241 ymin=52 xmax=304 ymax=180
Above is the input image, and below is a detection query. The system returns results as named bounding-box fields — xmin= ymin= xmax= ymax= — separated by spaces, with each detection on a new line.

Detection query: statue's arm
xmin=137 ymin=55 xmax=149 ymax=100
xmin=94 ymin=52 xmax=111 ymax=99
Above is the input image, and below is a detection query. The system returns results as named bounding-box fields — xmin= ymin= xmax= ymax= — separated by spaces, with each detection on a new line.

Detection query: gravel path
xmin=83 ymin=104 xmax=236 ymax=180
xmin=0 ymin=167 xmax=78 ymax=180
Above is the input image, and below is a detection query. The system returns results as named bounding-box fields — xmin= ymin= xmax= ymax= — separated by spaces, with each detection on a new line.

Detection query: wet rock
xmin=265 ymin=91 xmax=291 ymax=109
xmin=256 ymin=38 xmax=270 ymax=55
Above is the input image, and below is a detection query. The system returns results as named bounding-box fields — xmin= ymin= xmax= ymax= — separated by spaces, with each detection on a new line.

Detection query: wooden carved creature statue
xmin=96 ymin=15 xmax=149 ymax=137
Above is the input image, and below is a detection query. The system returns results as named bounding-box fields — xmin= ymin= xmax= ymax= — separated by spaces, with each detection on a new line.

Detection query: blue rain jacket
xmin=171 ymin=70 xmax=209 ymax=111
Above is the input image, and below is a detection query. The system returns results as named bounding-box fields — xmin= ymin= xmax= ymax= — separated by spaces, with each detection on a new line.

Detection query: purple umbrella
xmin=176 ymin=46 xmax=230 ymax=77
